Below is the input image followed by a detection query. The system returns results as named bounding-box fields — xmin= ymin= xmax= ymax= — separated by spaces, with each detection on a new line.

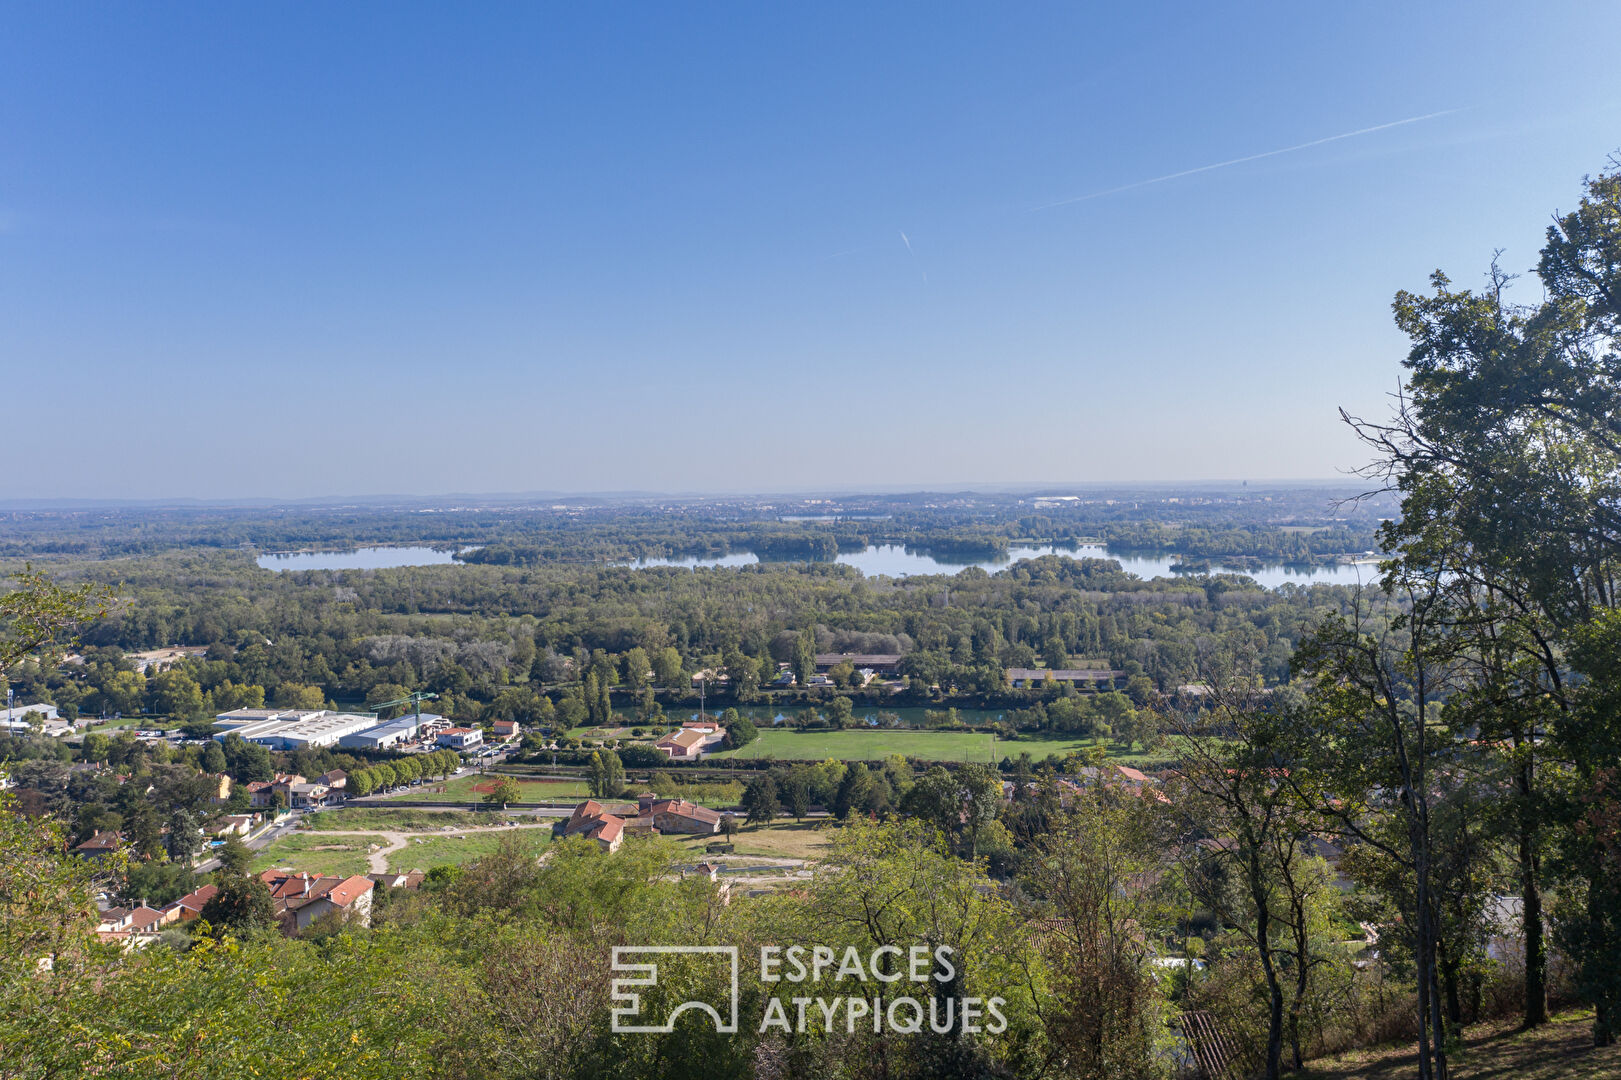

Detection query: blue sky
xmin=3 ymin=2 xmax=1619 ymax=499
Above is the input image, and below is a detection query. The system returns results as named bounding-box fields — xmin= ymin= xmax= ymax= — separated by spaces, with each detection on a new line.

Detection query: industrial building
xmin=338 ymin=715 xmax=422 ymax=750
xmin=213 ymin=710 xmax=382 ymax=750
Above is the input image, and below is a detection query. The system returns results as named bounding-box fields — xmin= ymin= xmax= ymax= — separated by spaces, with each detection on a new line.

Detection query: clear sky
xmin=4 ymin=2 xmax=1618 ymax=500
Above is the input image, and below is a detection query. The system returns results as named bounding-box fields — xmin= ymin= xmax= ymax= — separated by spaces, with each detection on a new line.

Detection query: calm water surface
xmin=259 ymin=541 xmax=1379 ymax=589
xmin=628 ymin=543 xmax=1379 ymax=588
xmin=256 ymin=546 xmax=469 ymax=571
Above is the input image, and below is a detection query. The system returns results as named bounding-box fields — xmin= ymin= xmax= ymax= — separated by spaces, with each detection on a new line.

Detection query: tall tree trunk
xmin=1440 ymin=944 xmax=1462 ymax=1032
xmin=1520 ymin=825 xmax=1548 ymax=1027
xmin=1593 ymin=876 xmax=1619 ymax=1048
xmin=1251 ymin=864 xmax=1285 ymax=1080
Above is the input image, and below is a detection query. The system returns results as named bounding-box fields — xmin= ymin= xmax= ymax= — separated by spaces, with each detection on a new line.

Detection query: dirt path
xmin=310 ymin=824 xmax=554 ymax=873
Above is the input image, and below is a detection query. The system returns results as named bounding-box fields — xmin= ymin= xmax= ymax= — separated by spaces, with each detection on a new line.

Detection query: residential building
xmin=315 ymin=769 xmax=347 ymax=790
xmin=206 ymin=773 xmax=233 ymax=804
xmin=74 ymin=830 xmax=123 ymax=860
xmin=437 ymin=726 xmax=483 ymax=750
xmin=259 ymin=870 xmax=375 ymax=932
xmin=283 ymin=782 xmax=333 ymax=808
xmin=204 ymin=814 xmax=254 ymax=838
xmin=164 ymin=884 xmax=219 ymax=923
xmin=491 ymin=719 xmax=520 ymax=739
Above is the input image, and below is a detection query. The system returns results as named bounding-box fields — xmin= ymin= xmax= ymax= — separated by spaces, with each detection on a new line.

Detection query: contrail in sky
xmin=899 ymin=229 xmax=927 ymax=282
xmin=1031 ymin=107 xmax=1463 ymax=211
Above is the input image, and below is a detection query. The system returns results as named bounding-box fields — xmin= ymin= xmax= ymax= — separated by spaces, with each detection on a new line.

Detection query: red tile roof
xmin=324 ymin=875 xmax=374 ymax=909
xmin=175 ymin=884 xmax=219 ymax=911
xmin=128 ymin=906 xmax=165 ymax=932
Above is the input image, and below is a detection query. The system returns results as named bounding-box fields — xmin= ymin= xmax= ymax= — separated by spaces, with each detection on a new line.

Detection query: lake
xmin=626 ymin=543 xmax=1380 ymax=588
xmin=257 ymin=540 xmax=1381 ymax=588
xmin=256 ymin=546 xmax=470 ymax=571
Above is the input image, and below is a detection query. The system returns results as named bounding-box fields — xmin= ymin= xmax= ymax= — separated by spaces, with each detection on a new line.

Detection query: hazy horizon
xmin=0 ymin=476 xmax=1380 ymax=511
xmin=5 ymin=3 xmax=1617 ymax=500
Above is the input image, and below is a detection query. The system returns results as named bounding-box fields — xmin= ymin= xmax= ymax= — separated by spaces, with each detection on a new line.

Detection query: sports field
xmin=708 ymin=729 xmax=1171 ymax=763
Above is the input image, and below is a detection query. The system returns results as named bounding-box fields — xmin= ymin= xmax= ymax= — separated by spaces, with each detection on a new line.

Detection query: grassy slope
xmin=386 ymin=831 xmax=549 ymax=873
xmin=302 ymin=808 xmax=493 ymax=831
xmin=386 ymin=775 xmax=591 ymax=803
xmin=251 ymin=833 xmax=388 ymax=877
xmin=1301 ymin=1010 xmax=1620 ymax=1080
xmin=663 ymin=819 xmax=832 ymax=860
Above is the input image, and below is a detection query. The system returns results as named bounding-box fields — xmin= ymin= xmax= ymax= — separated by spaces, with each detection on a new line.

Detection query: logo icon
xmin=611 ymin=945 xmax=740 ymax=1034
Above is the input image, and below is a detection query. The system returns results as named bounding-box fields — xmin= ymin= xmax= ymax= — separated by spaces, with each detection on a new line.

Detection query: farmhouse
xmin=562 ymin=800 xmax=625 ymax=852
xmin=636 ymin=795 xmax=722 ymax=834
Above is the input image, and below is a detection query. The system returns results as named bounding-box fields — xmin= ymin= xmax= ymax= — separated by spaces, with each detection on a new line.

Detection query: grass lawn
xmin=1301 ymin=1009 xmax=1618 ymax=1080
xmin=711 ymin=729 xmax=1000 ymax=762
xmin=252 ymin=833 xmax=389 ymax=877
xmin=303 ymin=807 xmax=493 ymax=831
xmin=387 ymin=830 xmax=549 ymax=873
xmin=665 ymin=820 xmax=833 ymax=861
xmin=386 ymin=775 xmax=591 ymax=803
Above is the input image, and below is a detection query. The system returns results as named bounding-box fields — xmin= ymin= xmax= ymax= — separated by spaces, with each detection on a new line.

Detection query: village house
xmin=259 ymin=870 xmax=375 ymax=932
xmin=74 ymin=830 xmax=123 ymax=861
xmin=204 ymin=814 xmax=255 ymax=839
xmin=163 ymin=883 xmax=219 ymax=923
xmin=206 ymin=773 xmax=233 ymax=804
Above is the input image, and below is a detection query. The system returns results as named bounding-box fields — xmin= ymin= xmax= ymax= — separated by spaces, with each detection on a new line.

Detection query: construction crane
xmin=369 ymin=691 xmax=440 ymax=722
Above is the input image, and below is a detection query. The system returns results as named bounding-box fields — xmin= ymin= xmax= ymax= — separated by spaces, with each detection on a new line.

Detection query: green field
xmin=709 ymin=728 xmax=1153 ymax=763
xmin=386 ymin=775 xmax=591 ymax=803
xmin=386 ymin=831 xmax=549 ymax=873
xmin=252 ymin=833 xmax=388 ymax=877
xmin=303 ymin=807 xmax=493 ymax=831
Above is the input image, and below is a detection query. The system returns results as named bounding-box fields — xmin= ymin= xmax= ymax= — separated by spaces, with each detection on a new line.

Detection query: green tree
xmin=198 ymin=873 xmax=277 ymax=936
xmin=0 ymin=568 xmax=113 ymax=672
xmin=791 ymin=626 xmax=816 ymax=687
xmin=652 ymin=646 xmax=683 ymax=688
xmin=622 ymin=647 xmax=650 ymax=692
xmin=485 ymin=776 xmax=521 ymax=806
xmin=200 ymin=739 xmax=228 ymax=775
xmin=275 ymin=683 xmax=327 ymax=710
xmin=741 ymin=775 xmax=779 ymax=827
xmin=785 ymin=777 xmax=811 ymax=821
xmin=216 ymin=835 xmax=252 ymax=877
